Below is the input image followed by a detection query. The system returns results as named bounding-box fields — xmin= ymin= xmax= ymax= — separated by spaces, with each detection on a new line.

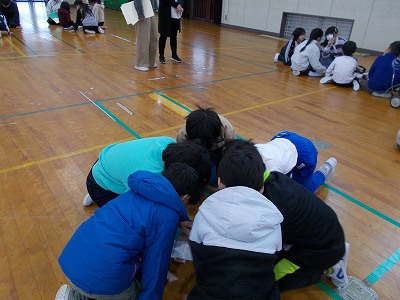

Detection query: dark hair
xmin=185 ymin=106 xmax=223 ymax=151
xmin=0 ymin=0 xmax=11 ymax=6
xmin=218 ymin=139 xmax=265 ymax=191
xmin=389 ymin=41 xmax=400 ymax=57
xmin=80 ymin=3 xmax=93 ymax=19
xmin=60 ymin=1 xmax=70 ymax=10
xmin=342 ymin=41 xmax=357 ymax=56
xmin=325 ymin=26 xmax=338 ymax=36
xmin=88 ymin=0 xmax=96 ymax=4
xmin=74 ymin=0 xmax=83 ymax=5
xmin=300 ymin=28 xmax=323 ymax=52
xmin=292 ymin=27 xmax=306 ymax=41
xmin=164 ymin=163 xmax=205 ymax=205
xmin=162 ymin=140 xmax=211 ymax=186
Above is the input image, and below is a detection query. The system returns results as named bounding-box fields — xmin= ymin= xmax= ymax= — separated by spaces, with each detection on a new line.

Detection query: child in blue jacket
xmin=56 ymin=164 xmax=205 ymax=300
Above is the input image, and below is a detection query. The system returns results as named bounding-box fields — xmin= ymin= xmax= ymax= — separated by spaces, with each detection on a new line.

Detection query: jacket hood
xmin=191 ymin=186 xmax=283 ymax=254
xmin=128 ymin=170 xmax=188 ymax=222
xmin=256 ymin=138 xmax=298 ymax=174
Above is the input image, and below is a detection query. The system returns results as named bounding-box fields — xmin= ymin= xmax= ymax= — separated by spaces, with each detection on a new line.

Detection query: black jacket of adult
xmin=158 ymin=0 xmax=183 ymax=37
xmin=263 ymin=171 xmax=346 ymax=271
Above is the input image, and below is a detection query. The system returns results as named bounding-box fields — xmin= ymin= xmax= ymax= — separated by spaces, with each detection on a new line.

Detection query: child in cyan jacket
xmin=56 ymin=164 xmax=206 ymax=300
xmin=188 ymin=140 xmax=283 ymax=300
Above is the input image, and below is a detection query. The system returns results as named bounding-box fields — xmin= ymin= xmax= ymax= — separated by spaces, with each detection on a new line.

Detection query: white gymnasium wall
xmin=221 ymin=0 xmax=400 ymax=53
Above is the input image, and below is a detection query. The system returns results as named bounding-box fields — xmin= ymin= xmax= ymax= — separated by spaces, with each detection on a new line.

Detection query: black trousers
xmin=159 ymin=18 xmax=180 ymax=57
xmin=86 ymin=168 xmax=119 ymax=207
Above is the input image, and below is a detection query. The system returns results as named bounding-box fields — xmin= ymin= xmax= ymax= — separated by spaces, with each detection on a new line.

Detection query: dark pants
xmin=86 ymin=168 xmax=119 ymax=207
xmin=159 ymin=18 xmax=180 ymax=57
xmin=278 ymin=267 xmax=322 ymax=291
xmin=333 ymin=78 xmax=358 ymax=88
xmin=47 ymin=17 xmax=58 ymax=25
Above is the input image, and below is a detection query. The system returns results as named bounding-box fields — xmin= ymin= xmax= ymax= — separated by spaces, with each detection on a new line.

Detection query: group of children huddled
xmin=55 ymin=106 xmax=351 ymax=300
xmin=275 ymin=27 xmax=400 ymax=97
xmin=47 ymin=0 xmax=105 ymax=34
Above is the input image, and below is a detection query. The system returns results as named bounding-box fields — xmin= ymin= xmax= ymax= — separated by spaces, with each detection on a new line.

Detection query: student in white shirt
xmin=320 ymin=41 xmax=360 ymax=91
xmin=290 ymin=28 xmax=326 ymax=77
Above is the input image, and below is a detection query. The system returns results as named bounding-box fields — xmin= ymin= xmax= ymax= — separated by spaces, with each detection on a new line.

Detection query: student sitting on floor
xmin=274 ymin=27 xmax=306 ymax=66
xmin=359 ymin=40 xmax=400 ymax=98
xmin=58 ymin=1 xmax=74 ymax=30
xmin=72 ymin=0 xmax=104 ymax=34
xmin=291 ymin=28 xmax=326 ymax=77
xmin=320 ymin=26 xmax=347 ymax=68
xmin=56 ymin=164 xmax=206 ymax=300
xmin=0 ymin=0 xmax=20 ymax=28
xmin=187 ymin=140 xmax=283 ymax=300
xmin=46 ymin=0 xmax=61 ymax=25
xmin=256 ymin=131 xmax=337 ymax=193
xmin=319 ymin=41 xmax=360 ymax=91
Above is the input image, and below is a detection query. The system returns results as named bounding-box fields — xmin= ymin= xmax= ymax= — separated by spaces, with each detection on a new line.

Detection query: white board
xmin=121 ymin=0 xmax=155 ymax=25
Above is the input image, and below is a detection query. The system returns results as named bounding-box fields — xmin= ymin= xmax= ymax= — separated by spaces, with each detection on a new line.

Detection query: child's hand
xmin=180 ymin=220 xmax=193 ymax=236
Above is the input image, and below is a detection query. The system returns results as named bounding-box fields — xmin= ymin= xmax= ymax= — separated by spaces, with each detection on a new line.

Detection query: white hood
xmin=255 ymin=138 xmax=298 ymax=174
xmin=190 ymin=186 xmax=283 ymax=254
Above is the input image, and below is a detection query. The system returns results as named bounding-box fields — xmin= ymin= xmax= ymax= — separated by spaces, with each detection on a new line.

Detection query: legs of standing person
xmin=135 ymin=18 xmax=151 ymax=70
xmin=158 ymin=35 xmax=167 ymax=63
xmin=148 ymin=16 xmax=158 ymax=67
xmin=170 ymin=18 xmax=180 ymax=60
xmin=85 ymin=168 xmax=119 ymax=207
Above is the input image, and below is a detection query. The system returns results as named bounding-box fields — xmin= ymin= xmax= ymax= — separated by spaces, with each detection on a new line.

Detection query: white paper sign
xmin=121 ymin=0 xmax=155 ymax=25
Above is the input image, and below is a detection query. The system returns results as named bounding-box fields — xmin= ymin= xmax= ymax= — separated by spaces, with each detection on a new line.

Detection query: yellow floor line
xmin=4 ymin=36 xmax=27 ymax=58
xmin=0 ymin=87 xmax=336 ymax=175
xmin=148 ymin=93 xmax=189 ymax=117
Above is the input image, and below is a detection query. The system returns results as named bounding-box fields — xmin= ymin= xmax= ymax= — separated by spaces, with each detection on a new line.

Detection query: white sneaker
xmin=149 ymin=64 xmax=157 ymax=68
xmin=292 ymin=70 xmax=300 ymax=76
xmin=372 ymin=91 xmax=391 ymax=98
xmin=98 ymin=27 xmax=104 ymax=34
xmin=329 ymin=242 xmax=350 ymax=289
xmin=55 ymin=284 xmax=72 ymax=300
xmin=320 ymin=76 xmax=333 ymax=84
xmin=84 ymin=29 xmax=96 ymax=34
xmin=274 ymin=53 xmax=279 ymax=63
xmin=135 ymin=66 xmax=149 ymax=72
xmin=82 ymin=193 xmax=94 ymax=206
xmin=318 ymin=157 xmax=337 ymax=182
xmin=308 ymin=71 xmax=324 ymax=77
xmin=352 ymin=80 xmax=360 ymax=91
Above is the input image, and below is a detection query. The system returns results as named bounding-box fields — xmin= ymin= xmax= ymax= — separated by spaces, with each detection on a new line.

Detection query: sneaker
xmin=292 ymin=70 xmax=300 ymax=76
xmin=84 ymin=29 xmax=96 ymax=34
xmin=274 ymin=53 xmax=279 ymax=63
xmin=159 ymin=56 xmax=166 ymax=64
xmin=318 ymin=157 xmax=337 ymax=182
xmin=328 ymin=242 xmax=350 ymax=289
xmin=171 ymin=55 xmax=182 ymax=63
xmin=135 ymin=66 xmax=149 ymax=72
xmin=372 ymin=92 xmax=391 ymax=98
xmin=98 ymin=27 xmax=105 ymax=34
xmin=149 ymin=64 xmax=157 ymax=68
xmin=320 ymin=76 xmax=333 ymax=84
xmin=63 ymin=25 xmax=74 ymax=30
xmin=352 ymin=80 xmax=360 ymax=91
xmin=82 ymin=193 xmax=94 ymax=206
xmin=55 ymin=284 xmax=72 ymax=300
xmin=308 ymin=71 xmax=324 ymax=77
xmin=396 ymin=129 xmax=400 ymax=150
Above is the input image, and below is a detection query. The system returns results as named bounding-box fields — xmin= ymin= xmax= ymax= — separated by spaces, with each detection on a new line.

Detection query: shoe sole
xmin=171 ymin=58 xmax=182 ymax=63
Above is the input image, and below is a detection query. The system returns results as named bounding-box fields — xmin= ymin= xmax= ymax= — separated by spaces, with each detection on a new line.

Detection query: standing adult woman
xmin=158 ymin=0 xmax=184 ymax=64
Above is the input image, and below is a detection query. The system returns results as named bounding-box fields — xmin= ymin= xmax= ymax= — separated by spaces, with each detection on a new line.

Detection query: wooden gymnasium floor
xmin=0 ymin=2 xmax=399 ymax=300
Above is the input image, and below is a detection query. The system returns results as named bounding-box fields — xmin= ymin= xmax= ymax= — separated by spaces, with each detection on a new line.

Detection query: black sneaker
xmin=159 ymin=56 xmax=166 ymax=64
xmin=171 ymin=55 xmax=182 ymax=63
